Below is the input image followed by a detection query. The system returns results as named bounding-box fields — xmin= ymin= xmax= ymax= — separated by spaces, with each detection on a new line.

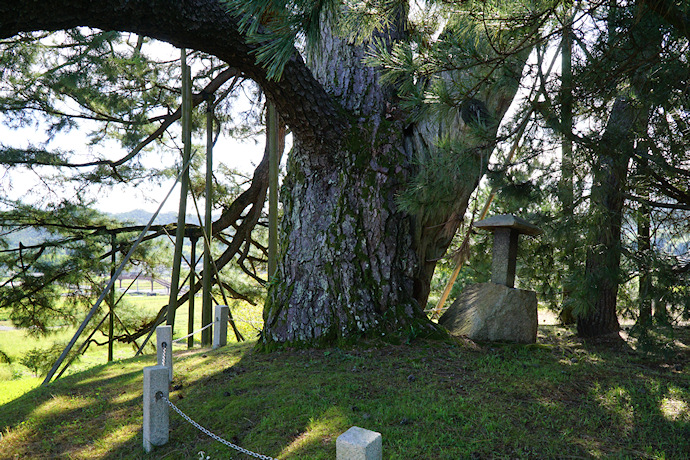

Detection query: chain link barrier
xmin=160 ymin=394 xmax=276 ymax=460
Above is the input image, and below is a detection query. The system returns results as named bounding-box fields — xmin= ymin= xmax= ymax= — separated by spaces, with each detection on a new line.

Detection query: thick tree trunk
xmin=577 ymin=98 xmax=636 ymax=337
xmin=263 ymin=126 xmax=437 ymax=344
xmin=578 ymin=5 xmax=660 ymax=338
xmin=262 ymin=20 xmax=441 ymax=344
xmin=260 ymin=15 xmax=525 ymax=346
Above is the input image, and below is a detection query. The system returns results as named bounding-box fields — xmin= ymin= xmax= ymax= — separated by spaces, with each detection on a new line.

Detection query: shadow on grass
xmin=0 ymin=326 xmax=688 ymax=459
xmin=0 ymin=360 xmax=150 ymax=459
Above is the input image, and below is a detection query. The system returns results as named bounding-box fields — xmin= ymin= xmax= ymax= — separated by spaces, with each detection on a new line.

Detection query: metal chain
xmin=162 ymin=396 xmax=276 ymax=460
xmin=160 ymin=341 xmax=167 ymax=366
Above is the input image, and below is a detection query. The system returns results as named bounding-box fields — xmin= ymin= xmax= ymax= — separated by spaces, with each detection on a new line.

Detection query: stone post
xmin=143 ymin=365 xmax=169 ymax=452
xmin=474 ymin=214 xmax=542 ymax=288
xmin=491 ymin=227 xmax=519 ymax=287
xmin=336 ymin=426 xmax=382 ymax=460
xmin=213 ymin=305 xmax=229 ymax=349
xmin=156 ymin=325 xmax=173 ymax=382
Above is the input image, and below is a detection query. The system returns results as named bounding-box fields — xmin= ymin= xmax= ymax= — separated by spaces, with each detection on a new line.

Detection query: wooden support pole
xmin=559 ymin=5 xmax=576 ymax=324
xmin=560 ymin=6 xmax=574 ymax=212
xmin=167 ymin=47 xmax=193 ymax=328
xmin=188 ymin=236 xmax=198 ymax=349
xmin=201 ymin=94 xmax=215 ymax=347
xmin=54 ymin=313 xmax=110 ymax=381
xmin=430 ymin=97 xmax=539 ymax=319
xmin=430 ymin=42 xmax=565 ymax=319
xmin=267 ymin=102 xmax=279 ymax=279
xmin=108 ymin=232 xmax=115 ymax=362
xmin=45 ymin=144 xmax=193 ymax=385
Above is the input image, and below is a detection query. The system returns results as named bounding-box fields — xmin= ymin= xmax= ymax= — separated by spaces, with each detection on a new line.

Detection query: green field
xmin=0 ymin=293 xmax=263 ymax=404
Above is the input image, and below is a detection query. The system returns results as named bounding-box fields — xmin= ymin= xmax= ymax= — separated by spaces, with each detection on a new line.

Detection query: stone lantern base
xmin=439 ymin=283 xmax=537 ymax=344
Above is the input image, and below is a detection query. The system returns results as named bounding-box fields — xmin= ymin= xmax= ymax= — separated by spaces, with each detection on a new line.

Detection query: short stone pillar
xmin=156 ymin=325 xmax=173 ymax=382
xmin=213 ymin=305 xmax=229 ymax=349
xmin=336 ymin=426 xmax=382 ymax=460
xmin=474 ymin=214 xmax=542 ymax=288
xmin=143 ymin=365 xmax=169 ymax=452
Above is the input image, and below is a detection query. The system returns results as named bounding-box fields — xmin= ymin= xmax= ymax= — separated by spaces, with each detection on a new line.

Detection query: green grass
xmin=0 ymin=377 xmax=42 ymax=405
xmin=0 ymin=294 xmax=262 ymax=392
xmin=0 ymin=319 xmax=688 ymax=459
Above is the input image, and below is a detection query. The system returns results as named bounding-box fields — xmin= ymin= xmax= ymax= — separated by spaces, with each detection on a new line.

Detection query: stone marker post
xmin=156 ymin=325 xmax=173 ymax=382
xmin=336 ymin=426 xmax=382 ymax=460
xmin=474 ymin=214 xmax=542 ymax=288
xmin=143 ymin=365 xmax=169 ymax=452
xmin=213 ymin=305 xmax=229 ymax=349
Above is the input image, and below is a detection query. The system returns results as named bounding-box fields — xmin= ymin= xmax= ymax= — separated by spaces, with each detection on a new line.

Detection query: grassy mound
xmin=0 ymin=325 xmax=689 ymax=459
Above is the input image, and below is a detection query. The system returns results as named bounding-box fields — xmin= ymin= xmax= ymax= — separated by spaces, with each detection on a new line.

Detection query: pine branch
xmin=0 ymin=67 xmax=241 ymax=170
xmin=625 ymin=194 xmax=690 ymax=211
xmin=0 ymin=0 xmax=346 ymax=151
xmin=640 ymin=0 xmax=690 ymax=39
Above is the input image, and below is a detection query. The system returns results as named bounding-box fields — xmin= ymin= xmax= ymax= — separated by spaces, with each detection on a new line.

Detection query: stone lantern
xmin=474 ymin=214 xmax=543 ymax=288
xmin=439 ymin=214 xmax=542 ymax=344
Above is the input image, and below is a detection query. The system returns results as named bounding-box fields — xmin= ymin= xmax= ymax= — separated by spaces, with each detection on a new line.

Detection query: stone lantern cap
xmin=474 ymin=214 xmax=542 ymax=236
xmin=474 ymin=214 xmax=542 ymax=288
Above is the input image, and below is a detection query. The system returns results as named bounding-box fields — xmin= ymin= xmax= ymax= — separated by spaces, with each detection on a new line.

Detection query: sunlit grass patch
xmin=661 ymin=397 xmax=688 ymax=421
xmin=0 ymin=376 xmax=41 ymax=405
xmin=279 ymin=407 xmax=349 ymax=458
xmin=73 ymin=420 xmax=141 ymax=459
xmin=0 ymin=324 xmax=689 ymax=459
xmin=661 ymin=387 xmax=689 ymax=422
xmin=31 ymin=393 xmax=94 ymax=419
xmin=0 ymin=296 xmax=263 ymax=407
xmin=594 ymin=384 xmax=636 ymax=435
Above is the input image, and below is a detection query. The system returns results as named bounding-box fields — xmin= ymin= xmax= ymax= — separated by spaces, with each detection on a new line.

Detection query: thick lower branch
xmin=0 ymin=0 xmax=346 ymax=152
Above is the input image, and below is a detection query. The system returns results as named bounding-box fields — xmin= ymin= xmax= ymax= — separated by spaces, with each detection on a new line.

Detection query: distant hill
xmin=1 ymin=226 xmax=45 ymax=248
xmin=1 ymin=209 xmax=206 ymax=248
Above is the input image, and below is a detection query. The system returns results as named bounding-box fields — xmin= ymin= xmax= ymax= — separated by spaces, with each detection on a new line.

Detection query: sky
xmin=0 ymin=35 xmax=277 ymax=215
xmin=0 ymin=27 xmax=554 ymax=217
xmin=0 ymin=119 xmax=269 ymax=214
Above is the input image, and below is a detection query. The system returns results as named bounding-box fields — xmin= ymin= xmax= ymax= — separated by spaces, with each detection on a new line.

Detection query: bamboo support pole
xmin=188 ymin=236 xmax=198 ymax=348
xmin=429 ymin=43 xmax=563 ymax=319
xmin=430 ymin=118 xmax=527 ymax=319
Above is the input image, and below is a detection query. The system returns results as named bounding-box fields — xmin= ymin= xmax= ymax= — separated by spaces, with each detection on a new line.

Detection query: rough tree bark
xmin=577 ymin=98 xmax=637 ymax=337
xmin=0 ymin=0 xmax=525 ymax=347
xmin=261 ymin=14 xmax=524 ymax=345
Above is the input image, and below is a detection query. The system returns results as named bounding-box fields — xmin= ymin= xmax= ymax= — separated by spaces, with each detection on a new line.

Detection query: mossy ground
xmin=0 ymin=312 xmax=688 ymax=459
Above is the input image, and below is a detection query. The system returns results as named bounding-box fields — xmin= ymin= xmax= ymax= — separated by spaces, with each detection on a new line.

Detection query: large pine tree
xmin=0 ymin=0 xmax=533 ymax=346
